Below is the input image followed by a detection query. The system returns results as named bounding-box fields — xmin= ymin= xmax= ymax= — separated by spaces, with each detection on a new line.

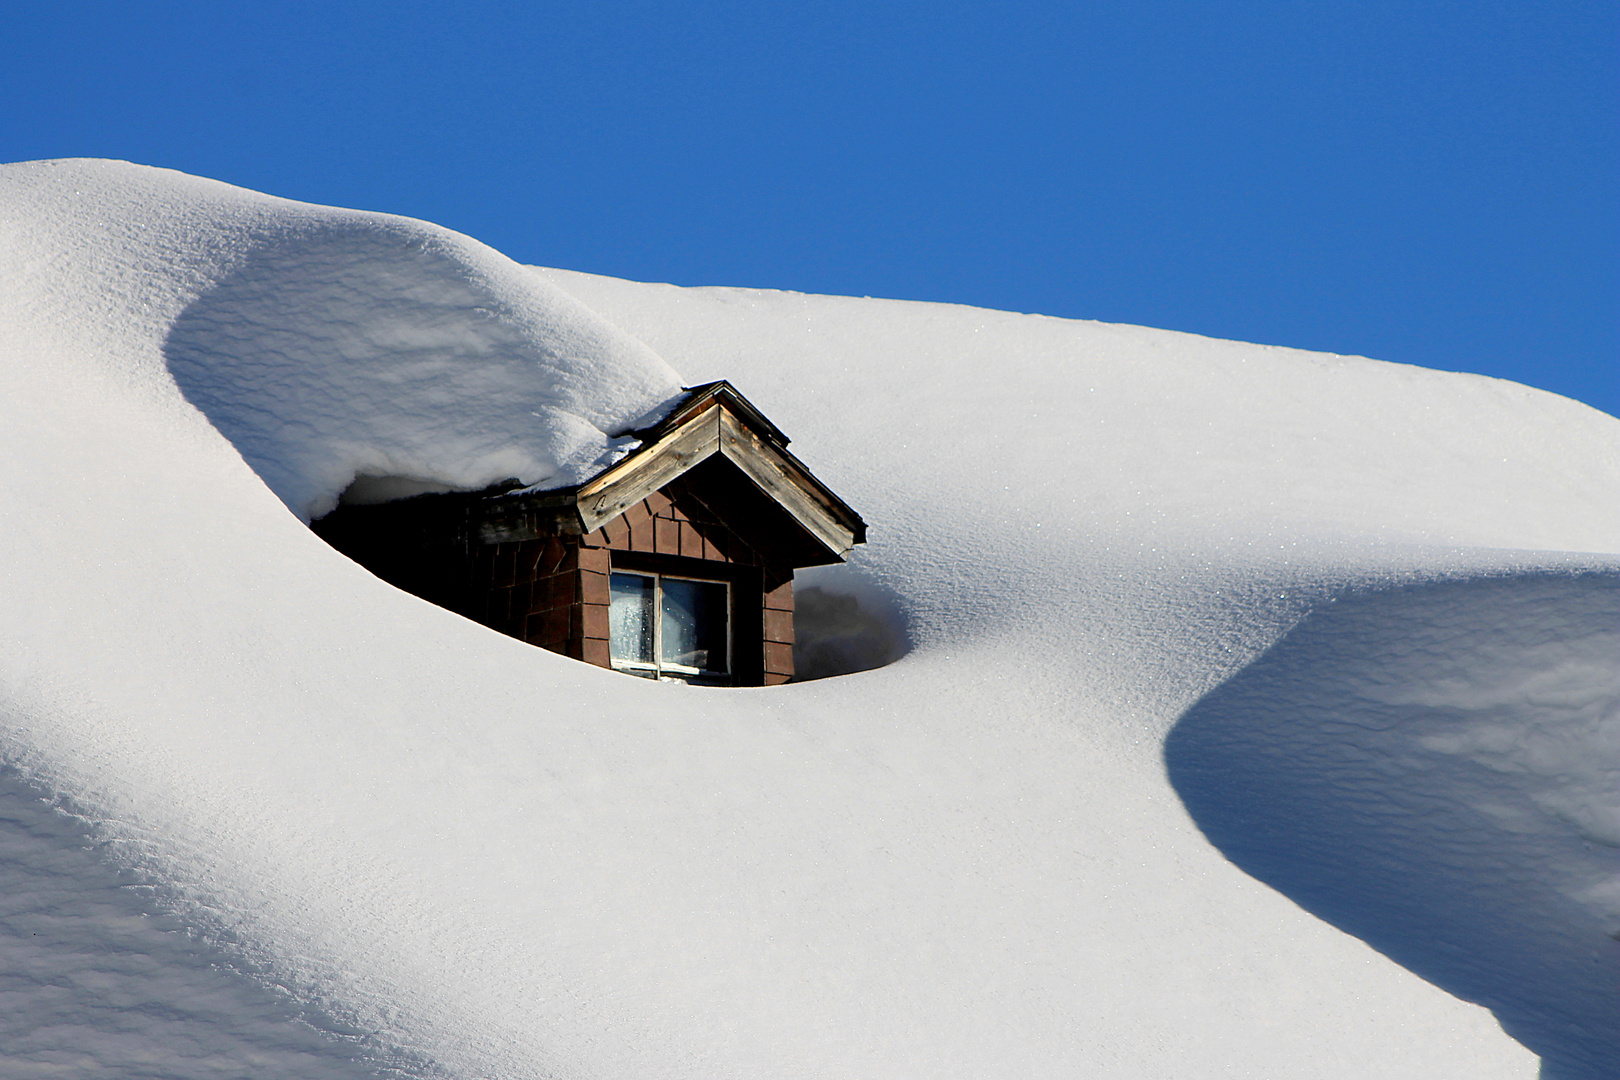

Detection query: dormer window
xmin=609 ymin=571 xmax=730 ymax=683
xmin=312 ymin=380 xmax=865 ymax=686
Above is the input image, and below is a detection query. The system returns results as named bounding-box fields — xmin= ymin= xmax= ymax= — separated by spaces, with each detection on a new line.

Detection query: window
xmin=609 ymin=571 xmax=731 ymax=683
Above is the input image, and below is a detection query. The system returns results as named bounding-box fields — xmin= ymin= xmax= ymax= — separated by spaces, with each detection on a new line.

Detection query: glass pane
xmin=660 ymin=578 xmax=728 ymax=673
xmin=609 ymin=573 xmax=655 ymax=666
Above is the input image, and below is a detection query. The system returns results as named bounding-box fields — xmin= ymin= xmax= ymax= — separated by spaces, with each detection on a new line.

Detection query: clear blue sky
xmin=5 ymin=1 xmax=1616 ymax=416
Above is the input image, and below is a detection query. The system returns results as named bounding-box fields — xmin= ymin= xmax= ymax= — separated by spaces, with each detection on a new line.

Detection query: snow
xmin=1 ymin=158 xmax=681 ymax=524
xmin=1166 ymin=571 xmax=1620 ymax=1075
xmin=1 ymin=158 xmax=1616 ymax=1077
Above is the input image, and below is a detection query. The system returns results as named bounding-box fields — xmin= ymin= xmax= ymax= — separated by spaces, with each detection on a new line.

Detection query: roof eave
xmin=480 ymin=382 xmax=867 ymax=564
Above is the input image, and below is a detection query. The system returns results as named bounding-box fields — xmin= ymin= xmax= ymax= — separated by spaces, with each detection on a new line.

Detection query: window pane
xmin=609 ymin=573 xmax=655 ymax=666
xmin=660 ymin=578 xmax=728 ymax=673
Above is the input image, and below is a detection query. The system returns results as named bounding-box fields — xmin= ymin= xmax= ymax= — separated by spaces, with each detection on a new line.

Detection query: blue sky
xmin=5 ymin=1 xmax=1616 ymax=416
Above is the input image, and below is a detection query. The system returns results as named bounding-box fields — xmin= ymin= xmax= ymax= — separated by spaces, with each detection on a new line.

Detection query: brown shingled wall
xmin=469 ymin=537 xmax=612 ymax=668
xmin=314 ymin=476 xmax=799 ymax=685
xmin=578 ymin=484 xmax=794 ymax=684
xmin=763 ymin=575 xmax=795 ymax=685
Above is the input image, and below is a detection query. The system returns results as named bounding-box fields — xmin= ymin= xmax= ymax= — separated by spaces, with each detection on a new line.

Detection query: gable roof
xmin=487 ymin=381 xmax=867 ymax=566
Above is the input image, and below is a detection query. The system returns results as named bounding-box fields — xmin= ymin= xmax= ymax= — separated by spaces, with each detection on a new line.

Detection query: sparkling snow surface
xmin=1 ymin=159 xmax=1616 ymax=1078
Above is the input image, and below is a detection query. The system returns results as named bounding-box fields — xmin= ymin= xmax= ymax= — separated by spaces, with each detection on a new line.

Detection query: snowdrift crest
xmin=0 ymin=159 xmax=683 ymax=523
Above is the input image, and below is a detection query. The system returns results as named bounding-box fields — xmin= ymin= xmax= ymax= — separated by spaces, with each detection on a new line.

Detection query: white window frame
xmin=609 ymin=570 xmax=733 ymax=683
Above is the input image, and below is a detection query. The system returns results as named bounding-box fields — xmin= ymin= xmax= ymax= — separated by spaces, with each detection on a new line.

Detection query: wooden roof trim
xmin=717 ymin=410 xmax=859 ymax=558
xmin=578 ymin=407 xmax=722 ymax=531
xmin=632 ymin=380 xmax=790 ymax=448
xmin=575 ymin=386 xmax=866 ymax=560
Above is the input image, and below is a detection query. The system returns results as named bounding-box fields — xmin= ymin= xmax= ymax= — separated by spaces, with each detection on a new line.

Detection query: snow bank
xmin=1168 ymin=570 xmax=1620 ymax=1079
xmin=1 ymin=159 xmax=1615 ymax=1077
xmin=539 ymin=268 xmax=1620 ymax=1076
xmin=2 ymin=158 xmax=681 ymax=523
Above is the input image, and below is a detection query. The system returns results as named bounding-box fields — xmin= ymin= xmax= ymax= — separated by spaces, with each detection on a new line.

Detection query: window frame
xmin=608 ymin=569 xmax=733 ymax=683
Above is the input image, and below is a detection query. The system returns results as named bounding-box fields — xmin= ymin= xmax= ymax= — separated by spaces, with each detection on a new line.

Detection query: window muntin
xmin=609 ymin=571 xmax=730 ymax=682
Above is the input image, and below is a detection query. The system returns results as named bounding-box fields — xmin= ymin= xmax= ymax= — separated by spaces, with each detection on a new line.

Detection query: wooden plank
xmin=679 ymin=521 xmax=704 ymax=559
xmin=637 ymin=382 xmax=789 ymax=447
xmin=576 ymin=411 xmax=721 ymax=531
xmin=718 ymin=412 xmax=857 ymax=558
xmin=763 ymin=579 xmax=794 ymax=610
xmin=655 ymin=517 xmax=680 ymax=554
xmin=764 ymin=641 xmax=794 ymax=676
xmin=575 ymin=396 xmax=862 ymax=563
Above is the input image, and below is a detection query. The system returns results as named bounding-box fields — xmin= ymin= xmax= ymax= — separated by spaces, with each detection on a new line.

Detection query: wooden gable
xmin=483 ymin=381 xmax=864 ymax=564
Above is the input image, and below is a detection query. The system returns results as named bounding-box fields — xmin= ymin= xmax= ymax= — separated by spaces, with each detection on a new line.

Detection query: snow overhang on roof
xmin=485 ymin=381 xmax=867 ymax=566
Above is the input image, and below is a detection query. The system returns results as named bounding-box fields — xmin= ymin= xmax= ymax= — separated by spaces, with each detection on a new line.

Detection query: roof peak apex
xmin=631 ymin=380 xmax=790 ymax=448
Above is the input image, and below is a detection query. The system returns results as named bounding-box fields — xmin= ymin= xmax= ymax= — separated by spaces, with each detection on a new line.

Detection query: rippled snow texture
xmin=2 ymin=161 xmax=1617 ymax=1077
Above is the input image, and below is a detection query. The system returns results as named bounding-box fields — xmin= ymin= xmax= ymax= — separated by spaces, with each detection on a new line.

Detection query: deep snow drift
xmin=1 ymin=159 xmax=1616 ymax=1078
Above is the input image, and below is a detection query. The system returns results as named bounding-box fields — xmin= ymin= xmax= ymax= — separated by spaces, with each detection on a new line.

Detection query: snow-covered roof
xmin=2 ymin=158 xmax=1617 ymax=1079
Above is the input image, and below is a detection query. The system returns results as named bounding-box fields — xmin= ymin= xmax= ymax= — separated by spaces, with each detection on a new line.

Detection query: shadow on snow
xmin=1165 ymin=570 xmax=1620 ymax=1079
